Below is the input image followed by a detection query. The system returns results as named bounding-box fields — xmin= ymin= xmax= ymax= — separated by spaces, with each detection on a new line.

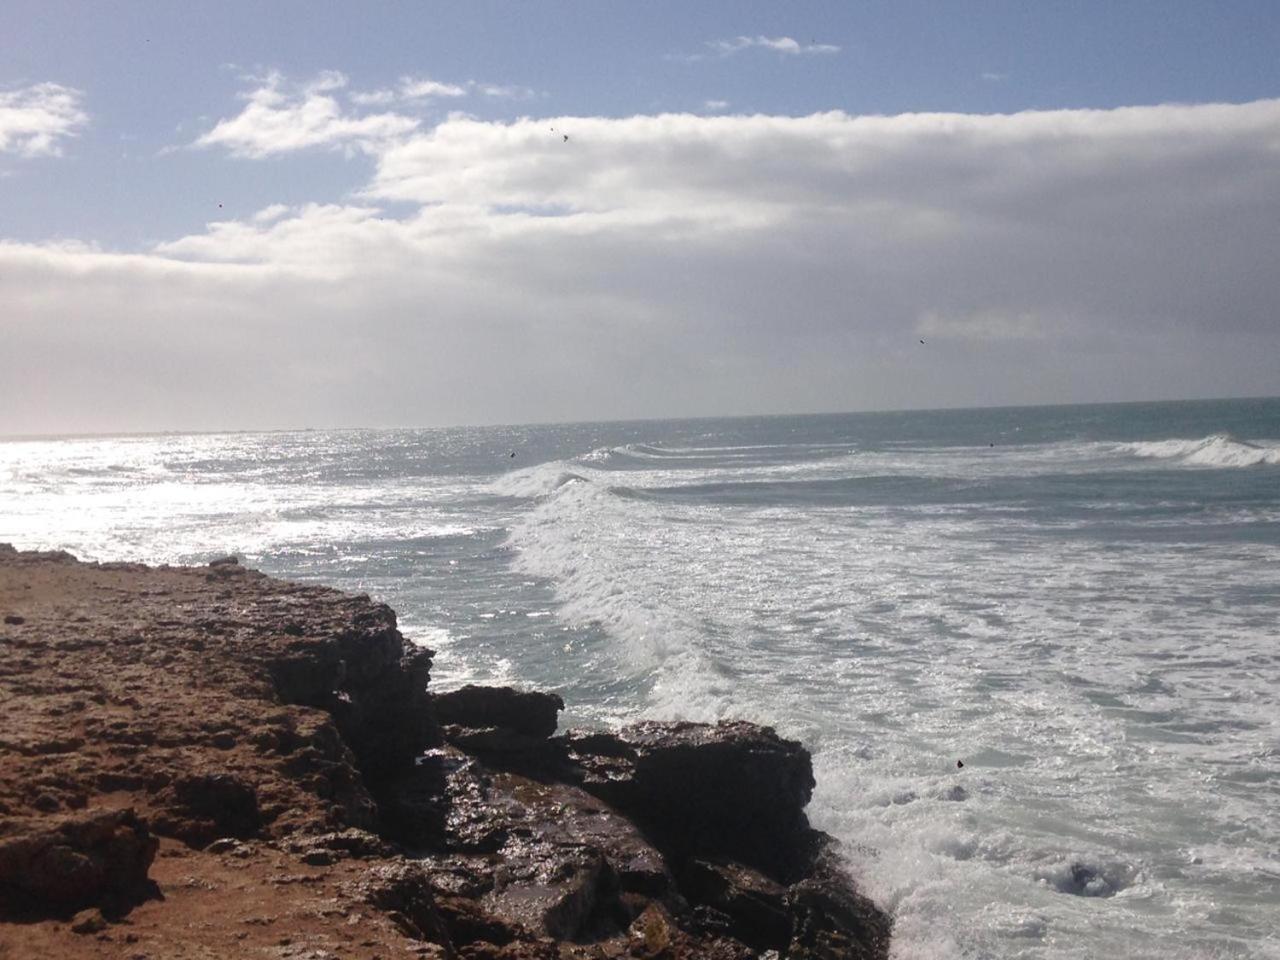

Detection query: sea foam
xmin=1123 ymin=433 xmax=1280 ymax=467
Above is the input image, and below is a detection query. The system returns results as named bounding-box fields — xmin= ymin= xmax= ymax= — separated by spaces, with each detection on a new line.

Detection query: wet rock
xmin=680 ymin=859 xmax=791 ymax=951
xmin=0 ymin=809 xmax=158 ymax=915
xmin=357 ymin=861 xmax=453 ymax=947
xmin=477 ymin=773 xmax=672 ymax=940
xmin=1040 ymin=860 xmax=1133 ymax=898
xmin=785 ymin=856 xmax=892 ymax=960
xmin=439 ymin=725 xmax=566 ymax=775
xmin=287 ymin=828 xmax=394 ymax=861
xmin=432 ymin=686 xmax=564 ymax=739
xmin=567 ymin=720 xmax=817 ymax=879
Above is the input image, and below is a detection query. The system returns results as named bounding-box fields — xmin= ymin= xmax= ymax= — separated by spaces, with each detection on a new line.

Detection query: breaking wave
xmin=1122 ymin=434 xmax=1280 ymax=468
xmin=486 ymin=462 xmax=598 ymax=499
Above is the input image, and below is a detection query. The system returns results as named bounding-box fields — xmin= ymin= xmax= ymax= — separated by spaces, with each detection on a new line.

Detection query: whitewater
xmin=2 ymin=397 xmax=1278 ymax=958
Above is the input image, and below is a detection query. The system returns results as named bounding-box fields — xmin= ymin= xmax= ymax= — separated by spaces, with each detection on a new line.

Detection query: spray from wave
xmin=489 ymin=460 xmax=737 ymax=718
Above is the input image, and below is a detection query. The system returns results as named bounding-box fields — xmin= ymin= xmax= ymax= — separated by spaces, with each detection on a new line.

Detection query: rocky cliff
xmin=0 ymin=545 xmax=890 ymax=959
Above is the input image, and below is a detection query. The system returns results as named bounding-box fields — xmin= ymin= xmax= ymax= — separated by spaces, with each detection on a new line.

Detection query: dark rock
xmin=266 ymin=613 xmax=436 ymax=796
xmin=785 ymin=856 xmax=892 ymax=960
xmin=476 ymin=772 xmax=672 ymax=940
xmin=0 ymin=547 xmax=894 ymax=957
xmin=358 ymin=861 xmax=454 ymax=948
xmin=439 ymin=725 xmax=566 ymax=775
xmin=566 ymin=720 xmax=817 ymax=879
xmin=3 ymin=614 xmax=24 ymax=625
xmin=680 ymin=859 xmax=791 ymax=951
xmin=288 ymin=828 xmax=394 ymax=861
xmin=432 ymin=686 xmax=564 ymax=739
xmin=0 ymin=808 xmax=158 ymax=915
xmin=70 ymin=906 xmax=108 ymax=934
xmin=156 ymin=772 xmax=261 ymax=847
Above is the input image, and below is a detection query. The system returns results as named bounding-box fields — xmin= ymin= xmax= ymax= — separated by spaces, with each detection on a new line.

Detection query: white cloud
xmin=348 ymin=89 xmax=398 ymax=106
xmin=399 ymin=76 xmax=469 ymax=100
xmin=351 ymin=77 xmax=535 ymax=106
xmin=5 ymin=97 xmax=1280 ymax=432
xmin=195 ymin=71 xmax=419 ymax=158
xmin=700 ymin=35 xmax=841 ymax=59
xmin=475 ymin=83 xmax=537 ymax=100
xmin=0 ymin=82 xmax=88 ymax=157
xmin=704 ymin=99 xmax=731 ymax=112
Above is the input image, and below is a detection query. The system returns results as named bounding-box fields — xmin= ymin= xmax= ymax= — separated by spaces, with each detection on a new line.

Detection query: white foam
xmin=7 ymin=419 xmax=1280 ymax=960
xmin=1123 ymin=434 xmax=1280 ymax=468
xmin=487 ymin=461 xmax=599 ymax=498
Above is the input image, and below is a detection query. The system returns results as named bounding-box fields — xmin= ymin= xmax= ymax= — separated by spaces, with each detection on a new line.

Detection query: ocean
xmin=3 ymin=397 xmax=1278 ymax=959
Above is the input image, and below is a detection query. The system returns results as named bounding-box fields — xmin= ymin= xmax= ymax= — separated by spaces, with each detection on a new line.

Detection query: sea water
xmin=2 ymin=397 xmax=1278 ymax=959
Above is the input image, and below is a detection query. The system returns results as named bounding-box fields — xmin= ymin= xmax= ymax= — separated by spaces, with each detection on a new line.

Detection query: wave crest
xmin=487 ymin=463 xmax=595 ymax=498
xmin=1124 ymin=434 xmax=1280 ymax=468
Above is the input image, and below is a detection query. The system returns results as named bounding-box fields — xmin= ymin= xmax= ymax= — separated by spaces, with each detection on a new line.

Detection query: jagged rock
xmin=680 ymin=859 xmax=791 ymax=951
xmin=358 ymin=861 xmax=454 ymax=948
xmin=69 ymin=906 xmax=108 ymax=934
xmin=287 ymin=828 xmax=394 ymax=861
xmin=264 ymin=606 xmax=436 ymax=790
xmin=0 ymin=548 xmax=892 ymax=959
xmin=785 ymin=855 xmax=893 ymax=960
xmin=0 ymin=809 xmax=158 ymax=914
xmin=566 ymin=721 xmax=817 ymax=879
xmin=153 ymin=772 xmax=262 ymax=848
xmin=432 ymin=686 xmax=564 ymax=739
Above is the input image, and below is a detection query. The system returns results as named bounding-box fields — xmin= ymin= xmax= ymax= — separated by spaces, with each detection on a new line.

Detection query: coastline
xmin=0 ymin=545 xmax=890 ymax=958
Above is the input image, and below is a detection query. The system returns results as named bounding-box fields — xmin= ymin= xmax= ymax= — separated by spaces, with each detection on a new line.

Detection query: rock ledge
xmin=0 ymin=545 xmax=890 ymax=959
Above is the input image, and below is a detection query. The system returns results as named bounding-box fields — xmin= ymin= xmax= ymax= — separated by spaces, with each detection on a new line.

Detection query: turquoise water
xmin=3 ymin=397 xmax=1279 ymax=958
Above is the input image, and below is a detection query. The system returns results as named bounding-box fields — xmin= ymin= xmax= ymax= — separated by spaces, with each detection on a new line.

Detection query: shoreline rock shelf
xmin=0 ymin=544 xmax=891 ymax=958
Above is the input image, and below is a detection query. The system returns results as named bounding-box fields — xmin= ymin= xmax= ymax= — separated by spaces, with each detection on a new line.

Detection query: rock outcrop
xmin=0 ymin=809 xmax=158 ymax=915
xmin=0 ymin=545 xmax=890 ymax=958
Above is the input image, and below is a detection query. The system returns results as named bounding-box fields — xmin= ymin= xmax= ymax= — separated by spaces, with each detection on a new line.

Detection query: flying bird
xmin=919 ymin=339 xmax=926 ymax=344
xmin=563 ymin=134 xmax=569 ymax=142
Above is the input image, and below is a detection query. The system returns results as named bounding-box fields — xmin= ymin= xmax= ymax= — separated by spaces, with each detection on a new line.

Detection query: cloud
xmin=398 ymin=77 xmax=469 ymax=100
xmin=981 ymin=72 xmax=1008 ymax=82
xmin=704 ymin=100 xmax=731 ymax=112
xmin=475 ymin=83 xmax=537 ymax=100
xmin=195 ymin=71 xmax=419 ymax=158
xmin=676 ymin=35 xmax=841 ymax=61
xmin=0 ymin=82 xmax=88 ymax=158
xmin=351 ymin=77 xmax=536 ymax=106
xmin=5 ymin=97 xmax=1280 ymax=432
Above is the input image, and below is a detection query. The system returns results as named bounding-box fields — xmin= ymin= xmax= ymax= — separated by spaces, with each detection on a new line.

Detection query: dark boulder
xmin=154 ymin=771 xmax=261 ymax=847
xmin=566 ymin=720 xmax=817 ymax=879
xmin=680 ymin=859 xmax=791 ymax=951
xmin=432 ymin=686 xmax=564 ymax=739
xmin=785 ymin=853 xmax=893 ymax=960
xmin=0 ymin=808 xmax=159 ymax=916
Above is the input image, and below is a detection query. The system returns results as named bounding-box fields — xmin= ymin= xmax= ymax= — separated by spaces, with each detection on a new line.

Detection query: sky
xmin=2 ymin=1 xmax=1279 ymax=434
